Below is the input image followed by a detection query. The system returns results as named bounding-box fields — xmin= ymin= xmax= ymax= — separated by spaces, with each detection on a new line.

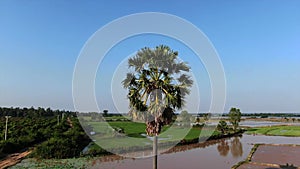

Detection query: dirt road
xmin=0 ymin=150 xmax=31 ymax=169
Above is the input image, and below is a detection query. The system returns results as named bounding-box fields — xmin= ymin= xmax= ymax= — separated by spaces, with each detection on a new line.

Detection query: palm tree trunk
xmin=153 ymin=135 xmax=158 ymax=169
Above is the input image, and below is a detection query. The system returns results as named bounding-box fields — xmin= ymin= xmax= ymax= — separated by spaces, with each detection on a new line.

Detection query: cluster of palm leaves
xmin=122 ymin=45 xmax=193 ymax=136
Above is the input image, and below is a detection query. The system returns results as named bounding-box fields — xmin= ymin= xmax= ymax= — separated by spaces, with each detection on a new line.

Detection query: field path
xmin=0 ymin=150 xmax=31 ymax=169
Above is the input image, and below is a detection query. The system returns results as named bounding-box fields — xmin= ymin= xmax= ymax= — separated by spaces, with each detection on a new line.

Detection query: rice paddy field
xmin=245 ymin=125 xmax=300 ymax=136
xmin=7 ymin=120 xmax=300 ymax=168
xmin=85 ymin=121 xmax=221 ymax=152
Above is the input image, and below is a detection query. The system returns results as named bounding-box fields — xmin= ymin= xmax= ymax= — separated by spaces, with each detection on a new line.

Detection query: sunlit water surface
xmin=90 ymin=134 xmax=300 ymax=169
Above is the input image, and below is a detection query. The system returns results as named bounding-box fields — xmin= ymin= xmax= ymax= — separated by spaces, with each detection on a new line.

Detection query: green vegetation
xmin=122 ymin=45 xmax=193 ymax=136
xmin=202 ymin=113 xmax=211 ymax=122
xmin=0 ymin=107 xmax=90 ymax=159
xmin=222 ymin=113 xmax=300 ymax=118
xmin=0 ymin=106 xmax=245 ymax=163
xmin=246 ymin=125 xmax=300 ymax=136
xmin=217 ymin=120 xmax=229 ymax=135
xmin=0 ymin=117 xmax=67 ymax=157
xmin=33 ymin=118 xmax=90 ymax=159
xmin=0 ymin=107 xmax=76 ymax=117
xmin=229 ymin=108 xmax=242 ymax=132
xmin=122 ymin=45 xmax=194 ymax=169
xmin=82 ymin=120 xmax=244 ymax=156
xmin=179 ymin=110 xmax=191 ymax=127
xmin=11 ymin=158 xmax=89 ymax=169
xmin=88 ymin=121 xmax=145 ymax=136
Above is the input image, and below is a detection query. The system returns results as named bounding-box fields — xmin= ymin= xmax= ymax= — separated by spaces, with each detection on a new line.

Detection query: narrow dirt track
xmin=0 ymin=150 xmax=31 ymax=169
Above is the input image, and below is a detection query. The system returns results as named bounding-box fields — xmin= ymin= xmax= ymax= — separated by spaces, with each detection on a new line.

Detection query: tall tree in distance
xmin=103 ymin=110 xmax=108 ymax=117
xmin=122 ymin=45 xmax=193 ymax=169
xmin=228 ymin=107 xmax=242 ymax=132
xmin=180 ymin=110 xmax=191 ymax=127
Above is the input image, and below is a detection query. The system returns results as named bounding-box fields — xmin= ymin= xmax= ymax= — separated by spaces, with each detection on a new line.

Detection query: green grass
xmin=159 ymin=126 xmax=221 ymax=142
xmin=88 ymin=121 xmax=146 ymax=139
xmin=11 ymin=158 xmax=89 ymax=169
xmin=85 ymin=121 xmax=222 ymax=151
xmin=80 ymin=116 xmax=92 ymax=121
xmin=89 ymin=121 xmax=219 ymax=140
xmin=88 ymin=121 xmax=149 ymax=150
xmin=109 ymin=121 xmax=146 ymax=135
xmin=104 ymin=115 xmax=131 ymax=120
xmin=246 ymin=125 xmax=300 ymax=136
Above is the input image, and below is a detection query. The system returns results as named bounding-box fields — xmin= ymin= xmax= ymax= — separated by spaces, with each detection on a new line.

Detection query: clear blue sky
xmin=1 ymin=0 xmax=299 ymax=113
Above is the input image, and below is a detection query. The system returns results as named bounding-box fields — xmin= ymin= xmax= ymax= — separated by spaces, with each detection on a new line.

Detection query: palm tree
xmin=122 ymin=45 xmax=193 ymax=169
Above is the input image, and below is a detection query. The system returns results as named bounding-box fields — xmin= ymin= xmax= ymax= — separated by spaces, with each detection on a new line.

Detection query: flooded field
xmin=209 ymin=120 xmax=300 ymax=127
xmin=238 ymin=144 xmax=300 ymax=169
xmin=11 ymin=120 xmax=300 ymax=169
xmin=252 ymin=145 xmax=300 ymax=166
xmin=239 ymin=120 xmax=294 ymax=127
xmin=86 ymin=135 xmax=300 ymax=169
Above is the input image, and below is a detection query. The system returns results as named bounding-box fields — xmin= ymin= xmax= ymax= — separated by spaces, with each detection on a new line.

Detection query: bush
xmin=192 ymin=123 xmax=204 ymax=128
xmin=260 ymin=115 xmax=268 ymax=118
xmin=217 ymin=120 xmax=229 ymax=135
xmin=34 ymin=137 xmax=71 ymax=159
xmin=0 ymin=140 xmax=21 ymax=154
xmin=34 ymin=127 xmax=90 ymax=159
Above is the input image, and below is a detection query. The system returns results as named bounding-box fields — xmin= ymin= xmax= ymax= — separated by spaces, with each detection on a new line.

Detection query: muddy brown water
xmin=88 ymin=135 xmax=300 ymax=169
xmin=251 ymin=145 xmax=300 ymax=166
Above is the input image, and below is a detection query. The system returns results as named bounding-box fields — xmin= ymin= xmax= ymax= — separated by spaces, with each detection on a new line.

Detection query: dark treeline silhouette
xmin=0 ymin=107 xmax=76 ymax=117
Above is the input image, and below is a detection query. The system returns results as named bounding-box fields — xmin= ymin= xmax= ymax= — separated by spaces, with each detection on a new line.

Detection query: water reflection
xmin=85 ymin=135 xmax=300 ymax=169
xmin=217 ymin=139 xmax=230 ymax=156
xmin=163 ymin=137 xmax=228 ymax=154
xmin=230 ymin=136 xmax=243 ymax=158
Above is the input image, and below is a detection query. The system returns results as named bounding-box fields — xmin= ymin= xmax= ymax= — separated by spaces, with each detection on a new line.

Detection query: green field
xmin=245 ymin=125 xmax=300 ymax=136
xmin=82 ymin=121 xmax=222 ymax=154
xmin=12 ymin=121 xmax=223 ymax=168
xmin=11 ymin=158 xmax=89 ymax=169
xmin=89 ymin=121 xmax=220 ymax=139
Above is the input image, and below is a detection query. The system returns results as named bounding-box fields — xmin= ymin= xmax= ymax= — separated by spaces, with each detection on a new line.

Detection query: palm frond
xmin=173 ymin=62 xmax=190 ymax=73
xmin=122 ymin=45 xmax=193 ymax=135
xmin=178 ymin=74 xmax=193 ymax=87
xmin=122 ymin=73 xmax=136 ymax=88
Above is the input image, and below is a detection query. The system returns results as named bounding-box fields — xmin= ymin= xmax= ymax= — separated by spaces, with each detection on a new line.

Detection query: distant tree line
xmin=220 ymin=113 xmax=300 ymax=117
xmin=237 ymin=113 xmax=300 ymax=117
xmin=0 ymin=107 xmax=76 ymax=117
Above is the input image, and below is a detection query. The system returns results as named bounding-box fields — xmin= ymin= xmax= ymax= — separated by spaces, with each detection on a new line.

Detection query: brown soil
xmin=243 ymin=117 xmax=288 ymax=123
xmin=0 ymin=150 xmax=31 ymax=169
xmin=252 ymin=145 xmax=300 ymax=166
xmin=237 ymin=144 xmax=300 ymax=169
xmin=238 ymin=162 xmax=282 ymax=169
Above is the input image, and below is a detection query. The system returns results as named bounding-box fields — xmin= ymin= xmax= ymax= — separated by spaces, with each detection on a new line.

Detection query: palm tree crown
xmin=122 ymin=45 xmax=193 ymax=136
